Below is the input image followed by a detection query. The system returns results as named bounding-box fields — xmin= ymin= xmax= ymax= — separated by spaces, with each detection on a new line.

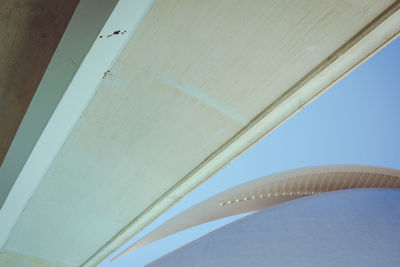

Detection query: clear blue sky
xmin=101 ymin=36 xmax=400 ymax=267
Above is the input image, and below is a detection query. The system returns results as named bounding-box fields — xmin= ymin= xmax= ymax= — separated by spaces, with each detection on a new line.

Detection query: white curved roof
xmin=115 ymin=165 xmax=400 ymax=260
xmin=147 ymin=188 xmax=400 ymax=267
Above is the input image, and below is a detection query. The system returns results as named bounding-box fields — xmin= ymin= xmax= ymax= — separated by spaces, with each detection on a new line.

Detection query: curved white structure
xmin=114 ymin=165 xmax=400 ymax=260
xmin=147 ymin=188 xmax=400 ymax=267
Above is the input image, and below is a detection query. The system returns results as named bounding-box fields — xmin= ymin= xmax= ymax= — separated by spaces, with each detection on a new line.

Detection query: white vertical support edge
xmin=0 ymin=0 xmax=154 ymax=252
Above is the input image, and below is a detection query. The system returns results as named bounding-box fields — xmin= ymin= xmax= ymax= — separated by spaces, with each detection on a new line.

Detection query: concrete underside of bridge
xmin=0 ymin=0 xmax=399 ymax=266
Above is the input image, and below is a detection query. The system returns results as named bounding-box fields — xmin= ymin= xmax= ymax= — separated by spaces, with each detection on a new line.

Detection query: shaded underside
xmin=0 ymin=0 xmax=79 ymax=167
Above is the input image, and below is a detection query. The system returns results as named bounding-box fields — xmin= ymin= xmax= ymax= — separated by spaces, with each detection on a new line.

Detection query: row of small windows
xmin=219 ymin=191 xmax=321 ymax=206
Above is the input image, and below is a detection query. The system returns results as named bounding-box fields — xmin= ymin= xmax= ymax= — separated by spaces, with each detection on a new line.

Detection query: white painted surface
xmin=0 ymin=252 xmax=66 ymax=267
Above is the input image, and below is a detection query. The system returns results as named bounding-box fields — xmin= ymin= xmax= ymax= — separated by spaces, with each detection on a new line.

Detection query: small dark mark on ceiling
xmin=103 ymin=70 xmax=114 ymax=80
xmin=70 ymin=58 xmax=77 ymax=66
xmin=103 ymin=70 xmax=110 ymax=79
xmin=101 ymin=30 xmax=127 ymax=38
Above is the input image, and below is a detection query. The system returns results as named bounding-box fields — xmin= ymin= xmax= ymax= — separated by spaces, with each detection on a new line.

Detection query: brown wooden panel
xmin=0 ymin=0 xmax=80 ymax=166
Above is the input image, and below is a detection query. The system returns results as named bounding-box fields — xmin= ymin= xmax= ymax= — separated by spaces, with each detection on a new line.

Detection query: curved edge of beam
xmin=112 ymin=165 xmax=400 ymax=261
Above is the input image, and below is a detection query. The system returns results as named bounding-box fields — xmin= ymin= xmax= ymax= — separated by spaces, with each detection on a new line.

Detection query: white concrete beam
xmin=94 ymin=3 xmax=400 ymax=266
